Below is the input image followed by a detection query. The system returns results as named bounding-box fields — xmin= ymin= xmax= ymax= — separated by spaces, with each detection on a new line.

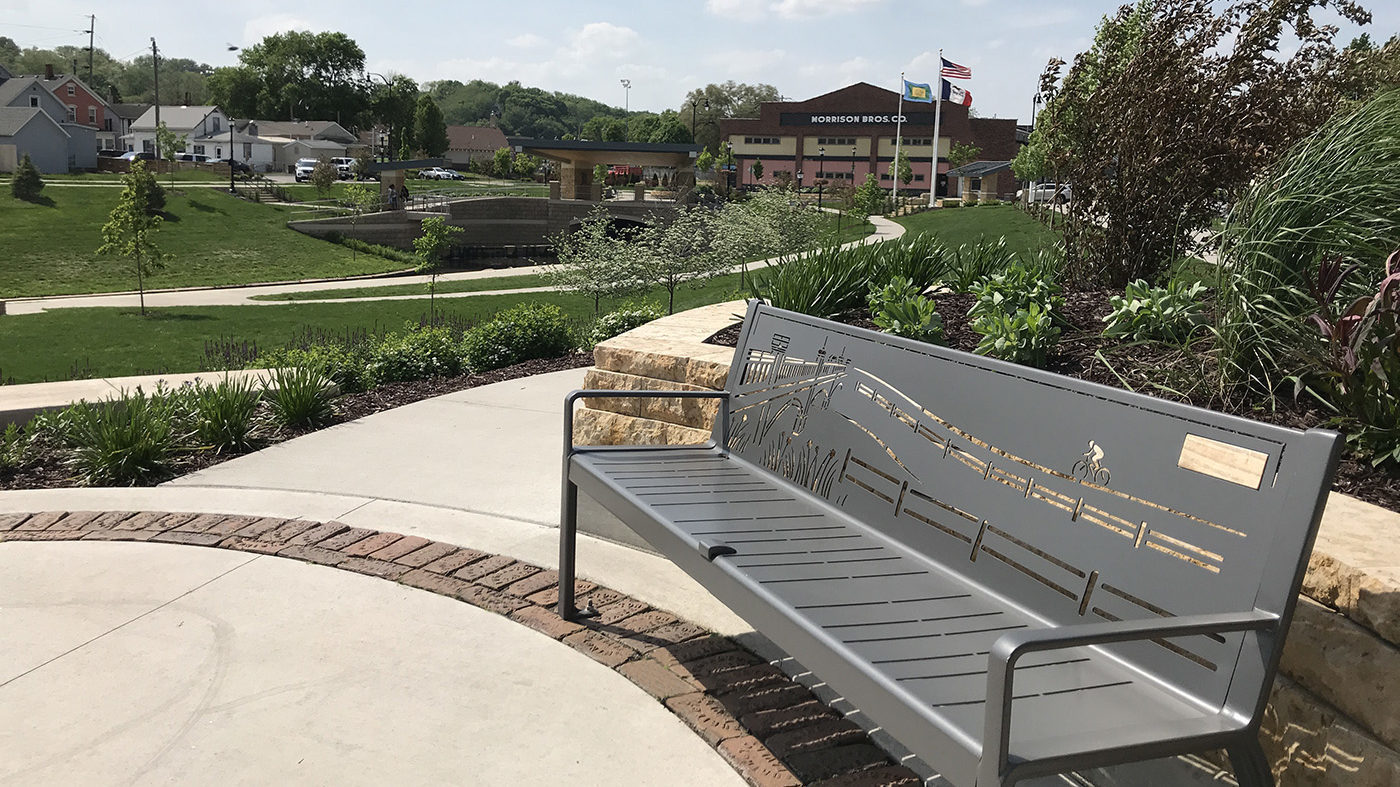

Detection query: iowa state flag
xmin=903 ymin=79 xmax=935 ymax=103
xmin=941 ymin=78 xmax=973 ymax=107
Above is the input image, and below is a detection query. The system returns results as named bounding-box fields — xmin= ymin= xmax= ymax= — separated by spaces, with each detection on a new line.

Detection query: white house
xmin=126 ymin=106 xmax=277 ymax=171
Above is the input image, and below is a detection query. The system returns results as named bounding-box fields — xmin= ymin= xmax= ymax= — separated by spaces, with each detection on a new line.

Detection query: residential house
xmin=0 ymin=74 xmax=96 ymax=172
xmin=245 ymin=119 xmax=360 ymax=172
xmin=32 ymin=66 xmax=119 ymax=151
xmin=445 ymin=124 xmax=508 ymax=168
xmin=110 ymin=103 xmax=150 ymax=150
xmin=126 ymin=105 xmax=227 ymax=156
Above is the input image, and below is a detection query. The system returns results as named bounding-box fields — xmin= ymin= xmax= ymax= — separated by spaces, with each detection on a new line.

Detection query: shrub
xmin=1102 ymin=279 xmax=1209 ymax=343
xmin=983 ymin=197 xmax=1002 ymax=207
xmin=365 ymin=325 xmax=464 ymax=385
xmin=943 ymin=199 xmax=962 ymax=208
xmin=0 ymin=423 xmax=22 ymax=471
xmin=66 ymin=389 xmax=178 ymax=486
xmin=747 ymin=242 xmax=871 ymax=318
xmin=261 ymin=344 xmax=371 ymax=394
xmin=462 ymin=302 xmax=574 ymax=372
xmin=967 ymin=265 xmax=1065 ymax=323
xmin=962 ymin=194 xmax=980 ymax=207
xmin=972 ymin=302 xmax=1061 ymax=367
xmin=590 ymin=302 xmax=665 ymax=345
xmin=10 ymin=154 xmax=44 ymax=201
xmin=868 ymin=277 xmax=944 ymax=344
xmin=191 ymin=375 xmax=263 ymax=454
xmin=266 ymin=366 xmax=337 ymax=428
xmin=1305 ymin=252 xmax=1400 ymax=465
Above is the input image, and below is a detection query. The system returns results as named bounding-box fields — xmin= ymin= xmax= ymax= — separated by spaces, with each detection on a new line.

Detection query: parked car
xmin=97 ymin=149 xmax=125 ymax=158
xmin=176 ymin=153 xmax=216 ymax=163
xmin=118 ymin=151 xmax=156 ymax=161
xmin=437 ymin=169 xmax=464 ymax=180
xmin=417 ymin=166 xmax=457 ymax=180
xmin=294 ymin=158 xmax=321 ymax=182
xmin=1017 ymin=183 xmax=1072 ymax=204
xmin=331 ymin=156 xmax=356 ymax=180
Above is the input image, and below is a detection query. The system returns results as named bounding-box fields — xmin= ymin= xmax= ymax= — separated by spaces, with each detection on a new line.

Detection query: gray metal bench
xmin=559 ymin=301 xmax=1340 ymax=786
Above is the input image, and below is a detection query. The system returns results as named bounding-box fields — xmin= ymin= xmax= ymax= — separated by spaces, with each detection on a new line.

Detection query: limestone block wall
xmin=578 ymin=300 xmax=1400 ymax=785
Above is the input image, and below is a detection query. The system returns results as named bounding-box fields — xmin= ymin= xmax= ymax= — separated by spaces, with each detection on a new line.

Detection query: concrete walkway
xmin=0 ymin=539 xmax=741 ymax=786
xmin=4 ymin=215 xmax=905 ymax=315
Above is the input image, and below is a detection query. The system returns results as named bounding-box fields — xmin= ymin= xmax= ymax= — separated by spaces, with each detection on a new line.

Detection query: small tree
xmin=889 ymin=150 xmax=913 ymax=190
xmin=493 ymin=147 xmax=513 ymax=179
xmin=352 ymin=149 xmax=373 ymax=180
xmin=546 ymin=206 xmax=647 ymax=315
xmin=310 ymin=160 xmax=338 ymax=196
xmin=97 ymin=160 xmax=166 ymax=316
xmin=949 ymin=141 xmax=981 ymax=169
xmin=852 ymin=173 xmax=885 ymax=216
xmin=154 ymin=121 xmax=185 ymax=190
xmin=412 ymin=215 xmax=464 ymax=323
xmin=512 ymin=152 xmax=538 ymax=180
xmin=696 ymin=149 xmax=715 ymax=172
xmin=343 ymin=182 xmax=379 ymax=263
xmin=638 ymin=206 xmax=734 ymax=314
xmin=750 ymin=159 xmax=764 ymax=183
xmin=10 ymin=154 xmax=44 ymax=202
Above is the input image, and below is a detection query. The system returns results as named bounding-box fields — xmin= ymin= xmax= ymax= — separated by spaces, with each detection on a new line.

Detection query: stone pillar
xmin=559 ymin=163 xmax=578 ymax=200
xmin=590 ymin=182 xmax=603 ymax=201
xmin=633 ymin=183 xmax=645 ymax=201
xmin=674 ymin=166 xmax=696 ymax=198
xmin=549 ymin=180 xmax=561 ymax=200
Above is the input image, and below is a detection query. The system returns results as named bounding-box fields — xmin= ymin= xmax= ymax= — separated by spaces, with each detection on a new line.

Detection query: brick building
xmin=718 ymin=82 xmax=1019 ymax=198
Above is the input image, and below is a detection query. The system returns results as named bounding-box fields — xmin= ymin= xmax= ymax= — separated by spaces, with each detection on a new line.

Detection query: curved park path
xmin=3 ymin=215 xmax=904 ymax=315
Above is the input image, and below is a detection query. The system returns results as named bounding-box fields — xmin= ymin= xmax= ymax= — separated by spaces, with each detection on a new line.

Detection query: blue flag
xmin=903 ymin=79 xmax=934 ymax=103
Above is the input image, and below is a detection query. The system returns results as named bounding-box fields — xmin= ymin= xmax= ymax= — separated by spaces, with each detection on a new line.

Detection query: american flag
xmin=941 ymin=57 xmax=972 ymax=80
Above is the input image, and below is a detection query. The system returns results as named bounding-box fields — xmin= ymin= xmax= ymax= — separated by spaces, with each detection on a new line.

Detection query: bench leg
xmin=558 ymin=478 xmax=580 ymax=620
xmin=1226 ymin=738 xmax=1274 ymax=787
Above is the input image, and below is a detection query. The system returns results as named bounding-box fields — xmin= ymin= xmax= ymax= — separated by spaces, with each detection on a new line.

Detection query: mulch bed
xmin=709 ymin=293 xmax=1400 ymax=513
xmin=0 ymin=353 xmax=593 ymax=492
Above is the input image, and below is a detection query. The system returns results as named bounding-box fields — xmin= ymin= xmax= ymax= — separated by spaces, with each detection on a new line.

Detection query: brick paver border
xmin=0 ymin=510 xmax=923 ymax=787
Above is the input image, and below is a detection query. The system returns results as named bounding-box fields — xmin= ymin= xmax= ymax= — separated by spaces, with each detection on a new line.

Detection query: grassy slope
xmin=0 ymin=187 xmax=408 ymax=298
xmin=893 ymin=204 xmax=1061 ymax=259
xmin=0 ymin=274 xmax=747 ymax=384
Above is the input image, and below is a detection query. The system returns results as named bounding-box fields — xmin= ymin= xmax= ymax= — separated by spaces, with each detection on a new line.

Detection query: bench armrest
xmin=978 ymin=610 xmax=1279 ymax=784
xmin=564 ymin=389 xmax=731 ymax=456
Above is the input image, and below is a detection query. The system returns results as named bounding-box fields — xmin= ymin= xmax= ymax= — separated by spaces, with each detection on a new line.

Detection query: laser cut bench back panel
xmin=719 ymin=303 xmax=1335 ymax=710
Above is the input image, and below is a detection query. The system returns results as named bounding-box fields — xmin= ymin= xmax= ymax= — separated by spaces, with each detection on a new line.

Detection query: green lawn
xmin=0 ymin=187 xmax=409 ymax=298
xmin=893 ymin=204 xmax=1061 ymax=259
xmin=0 ymin=275 xmax=748 ymax=384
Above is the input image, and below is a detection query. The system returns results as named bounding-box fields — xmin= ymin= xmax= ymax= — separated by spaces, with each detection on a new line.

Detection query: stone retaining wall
xmin=578 ymin=300 xmax=1400 ymax=785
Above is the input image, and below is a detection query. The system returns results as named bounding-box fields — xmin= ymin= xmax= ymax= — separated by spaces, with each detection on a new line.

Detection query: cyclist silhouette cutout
xmin=1073 ymin=440 xmax=1111 ymax=484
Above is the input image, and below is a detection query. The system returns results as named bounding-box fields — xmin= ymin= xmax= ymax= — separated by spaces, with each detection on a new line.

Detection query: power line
xmin=2 ymin=21 xmax=90 ymax=33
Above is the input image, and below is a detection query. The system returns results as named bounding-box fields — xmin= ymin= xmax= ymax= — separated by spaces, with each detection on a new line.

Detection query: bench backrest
xmin=719 ymin=302 xmax=1339 ymax=716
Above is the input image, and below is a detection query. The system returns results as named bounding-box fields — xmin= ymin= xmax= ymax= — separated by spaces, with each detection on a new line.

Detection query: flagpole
xmin=893 ymin=71 xmax=904 ymax=213
xmin=930 ymin=48 xmax=943 ymax=208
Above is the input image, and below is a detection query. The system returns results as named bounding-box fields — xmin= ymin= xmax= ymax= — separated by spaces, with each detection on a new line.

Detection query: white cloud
xmin=507 ymin=33 xmax=546 ymax=49
xmin=771 ymin=0 xmax=883 ymax=20
xmin=704 ymin=48 xmax=789 ymax=79
xmin=705 ymin=0 xmax=766 ymax=21
xmin=242 ymin=14 xmax=316 ymax=44
xmin=567 ymin=22 xmax=639 ymax=59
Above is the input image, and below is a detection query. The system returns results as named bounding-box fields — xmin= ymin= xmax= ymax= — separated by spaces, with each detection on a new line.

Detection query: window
xmin=29 ymin=96 xmax=38 ymax=107
xmin=142 ymin=139 xmax=153 ymax=153
xmin=904 ymin=138 xmax=933 ymax=146
xmin=914 ymin=174 xmax=925 ymax=182
xmin=243 ymin=143 xmax=252 ymax=158
xmin=88 ymin=106 xmax=96 ymax=124
xmin=67 ymin=84 xmax=75 ymax=96
xmin=817 ymin=171 xmax=853 ymax=181
xmin=880 ymin=173 xmax=891 ymax=181
xmin=816 ymin=137 xmax=855 ymax=146
xmin=743 ymin=136 xmax=780 ymax=145
xmin=970 ymin=177 xmax=982 ymax=191
xmin=65 ymin=105 xmax=76 ymax=122
xmin=211 ymin=116 xmax=221 ymax=133
xmin=193 ymin=144 xmax=206 ymax=155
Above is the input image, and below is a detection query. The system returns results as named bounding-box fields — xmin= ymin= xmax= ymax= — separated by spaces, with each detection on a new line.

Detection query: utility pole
xmin=151 ymin=38 xmax=160 ymax=161
xmin=84 ymin=16 xmax=95 ymax=80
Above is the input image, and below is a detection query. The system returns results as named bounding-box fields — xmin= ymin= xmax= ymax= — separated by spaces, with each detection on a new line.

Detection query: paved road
xmin=4 ymin=215 xmax=905 ymax=315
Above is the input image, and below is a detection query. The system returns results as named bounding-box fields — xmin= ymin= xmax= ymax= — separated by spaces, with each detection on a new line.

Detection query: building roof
xmin=193 ymin=128 xmax=264 ymax=144
xmin=0 ymin=106 xmax=67 ymax=138
xmin=0 ymin=77 xmax=46 ymax=108
xmin=946 ymin=160 xmax=1013 ymax=178
xmin=110 ymin=103 xmax=150 ymax=120
xmin=447 ymin=124 xmax=508 ymax=152
xmin=286 ymin=137 xmax=345 ymax=150
xmin=247 ymin=120 xmax=356 ymax=142
xmin=132 ymin=105 xmax=219 ymax=131
xmin=0 ymin=64 xmax=13 ymax=81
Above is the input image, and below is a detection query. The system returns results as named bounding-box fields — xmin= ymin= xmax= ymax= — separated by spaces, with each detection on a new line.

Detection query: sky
xmin=5 ymin=0 xmax=1395 ymax=122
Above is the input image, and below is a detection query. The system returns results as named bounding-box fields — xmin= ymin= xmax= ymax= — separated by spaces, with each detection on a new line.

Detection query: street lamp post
xmin=817 ymin=146 xmax=825 ymax=211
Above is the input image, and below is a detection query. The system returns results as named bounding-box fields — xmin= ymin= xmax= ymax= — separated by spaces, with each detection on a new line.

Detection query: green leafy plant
xmin=589 ymin=302 xmax=666 ymax=345
xmin=190 ymin=375 xmax=263 ymax=454
xmin=0 ymin=423 xmax=23 ymax=471
xmin=1305 ymin=252 xmax=1400 ymax=465
xmin=96 ymin=160 xmax=167 ymax=315
xmin=365 ymin=325 xmax=464 ymax=385
xmin=1102 ymin=279 xmax=1209 ymax=343
xmin=973 ymin=302 xmax=1062 ymax=367
xmin=868 ymin=277 xmax=944 ymax=344
xmin=967 ymin=265 xmax=1064 ymax=323
xmin=265 ymin=366 xmax=337 ymax=428
xmin=942 ymin=238 xmax=1019 ymax=293
xmin=66 ymin=389 xmax=178 ymax=486
xmin=462 ymin=302 xmax=574 ymax=372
